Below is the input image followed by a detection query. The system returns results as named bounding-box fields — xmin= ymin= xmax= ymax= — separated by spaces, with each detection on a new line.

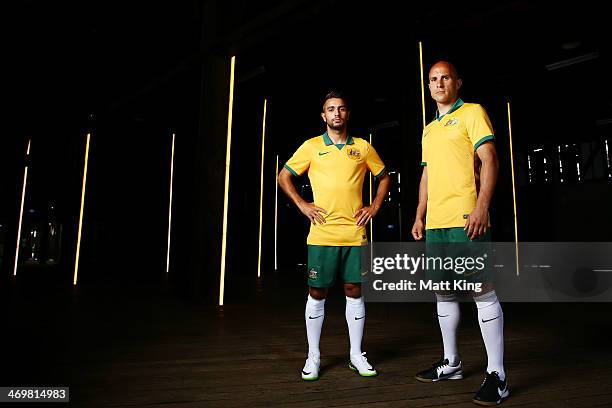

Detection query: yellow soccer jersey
xmin=285 ymin=132 xmax=386 ymax=246
xmin=421 ymin=98 xmax=494 ymax=229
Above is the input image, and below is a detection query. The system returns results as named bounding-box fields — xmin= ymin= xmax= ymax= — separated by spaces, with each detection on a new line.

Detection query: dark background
xmin=2 ymin=0 xmax=611 ymax=304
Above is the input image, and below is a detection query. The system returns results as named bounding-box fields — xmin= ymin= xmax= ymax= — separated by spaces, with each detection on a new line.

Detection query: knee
xmin=435 ymin=292 xmax=457 ymax=302
xmin=344 ymin=283 xmax=362 ymax=298
xmin=309 ymin=287 xmax=328 ymax=300
xmin=473 ymin=287 xmax=499 ymax=308
xmin=472 ymin=282 xmax=494 ymax=298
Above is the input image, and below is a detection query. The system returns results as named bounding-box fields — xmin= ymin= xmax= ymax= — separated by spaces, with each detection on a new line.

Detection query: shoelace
xmin=433 ymin=358 xmax=450 ymax=369
xmin=480 ymin=371 xmax=499 ymax=387
xmin=358 ymin=352 xmax=372 ymax=368
xmin=306 ymin=356 xmax=320 ymax=367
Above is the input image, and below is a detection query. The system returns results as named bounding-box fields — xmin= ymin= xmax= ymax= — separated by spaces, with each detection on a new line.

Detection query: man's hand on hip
xmin=354 ymin=206 xmax=378 ymax=226
xmin=298 ymin=202 xmax=327 ymax=225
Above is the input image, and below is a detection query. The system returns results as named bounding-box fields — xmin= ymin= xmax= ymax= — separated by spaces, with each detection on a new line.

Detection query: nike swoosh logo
xmin=308 ymin=315 xmax=323 ymax=319
xmin=318 ymin=152 xmax=330 ymax=156
xmin=437 ymin=314 xmax=450 ymax=317
xmin=481 ymin=316 xmax=501 ymax=323
xmin=302 ymin=371 xmax=311 ymax=375
xmin=355 ymin=316 xmax=365 ymax=320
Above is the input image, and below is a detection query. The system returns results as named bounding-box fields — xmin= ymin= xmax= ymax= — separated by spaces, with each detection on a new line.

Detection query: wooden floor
xmin=3 ymin=274 xmax=612 ymax=407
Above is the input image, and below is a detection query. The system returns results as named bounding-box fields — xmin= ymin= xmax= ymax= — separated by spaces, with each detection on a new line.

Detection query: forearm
xmin=371 ymin=174 xmax=391 ymax=211
xmin=475 ymin=156 xmax=498 ymax=211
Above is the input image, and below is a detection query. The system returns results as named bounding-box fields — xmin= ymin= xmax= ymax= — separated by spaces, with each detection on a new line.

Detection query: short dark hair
xmin=322 ymin=89 xmax=350 ymax=110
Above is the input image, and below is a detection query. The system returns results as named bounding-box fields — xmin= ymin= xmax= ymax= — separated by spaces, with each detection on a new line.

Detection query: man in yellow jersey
xmin=278 ymin=90 xmax=391 ymax=381
xmin=411 ymin=61 xmax=509 ymax=406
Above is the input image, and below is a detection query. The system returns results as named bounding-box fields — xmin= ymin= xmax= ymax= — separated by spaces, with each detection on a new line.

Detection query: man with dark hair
xmin=278 ymin=90 xmax=391 ymax=381
xmin=411 ymin=61 xmax=509 ymax=405
xmin=322 ymin=89 xmax=348 ymax=106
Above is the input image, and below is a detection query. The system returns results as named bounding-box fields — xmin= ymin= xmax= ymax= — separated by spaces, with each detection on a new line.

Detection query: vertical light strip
xmin=558 ymin=145 xmax=564 ymax=183
xmin=527 ymin=154 xmax=533 ymax=183
xmin=257 ymin=99 xmax=268 ymax=278
xmin=166 ymin=133 xmax=176 ymax=274
xmin=369 ymin=133 xmax=374 ymax=269
xmin=605 ymin=139 xmax=611 ymax=179
xmin=507 ymin=103 xmax=520 ymax=276
xmin=575 ymin=146 xmax=581 ymax=181
xmin=398 ymin=172 xmax=402 ymax=240
xmin=419 ymin=41 xmax=427 ymax=130
xmin=219 ymin=55 xmax=236 ymax=306
xmin=73 ymin=133 xmax=91 ymax=286
xmin=13 ymin=139 xmax=31 ymax=276
xmin=274 ymin=154 xmax=279 ymax=271
xmin=369 ymin=133 xmax=373 ymax=242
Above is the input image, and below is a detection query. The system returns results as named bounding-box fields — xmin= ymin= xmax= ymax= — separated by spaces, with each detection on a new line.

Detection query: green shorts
xmin=425 ymin=227 xmax=492 ymax=284
xmin=307 ymin=245 xmax=362 ymax=288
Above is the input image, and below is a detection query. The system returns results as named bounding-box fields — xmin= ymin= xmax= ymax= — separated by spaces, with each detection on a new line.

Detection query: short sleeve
xmin=467 ymin=105 xmax=495 ymax=150
xmin=284 ymin=141 xmax=312 ymax=176
xmin=421 ymin=128 xmax=428 ymax=166
xmin=366 ymin=143 xmax=386 ymax=178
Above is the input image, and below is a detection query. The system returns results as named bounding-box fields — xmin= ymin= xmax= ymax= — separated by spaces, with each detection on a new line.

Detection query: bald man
xmin=411 ymin=61 xmax=509 ymax=406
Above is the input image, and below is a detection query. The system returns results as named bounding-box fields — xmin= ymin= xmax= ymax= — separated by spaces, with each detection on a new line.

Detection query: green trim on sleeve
xmin=374 ymin=167 xmax=387 ymax=178
xmin=284 ymin=164 xmax=298 ymax=177
xmin=474 ymin=135 xmax=495 ymax=150
xmin=421 ymin=161 xmax=427 ymax=166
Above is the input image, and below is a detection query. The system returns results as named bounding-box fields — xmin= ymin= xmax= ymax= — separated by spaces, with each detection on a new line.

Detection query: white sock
xmin=436 ymin=293 xmax=460 ymax=366
xmin=475 ymin=290 xmax=505 ymax=380
xmin=305 ymin=295 xmax=325 ymax=358
xmin=345 ymin=296 xmax=365 ymax=356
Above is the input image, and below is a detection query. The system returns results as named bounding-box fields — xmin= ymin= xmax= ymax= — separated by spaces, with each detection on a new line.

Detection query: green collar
xmin=323 ymin=132 xmax=354 ymax=146
xmin=436 ymin=98 xmax=464 ymax=121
